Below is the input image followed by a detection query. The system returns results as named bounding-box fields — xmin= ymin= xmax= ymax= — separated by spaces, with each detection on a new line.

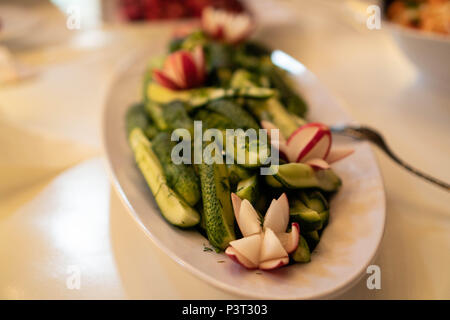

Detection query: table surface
xmin=0 ymin=0 xmax=449 ymax=299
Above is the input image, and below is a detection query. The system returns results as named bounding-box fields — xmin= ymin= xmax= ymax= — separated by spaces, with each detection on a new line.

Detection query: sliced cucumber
xmin=162 ymin=101 xmax=194 ymax=135
xmin=236 ymin=175 xmax=259 ymax=205
xmin=206 ymin=99 xmax=259 ymax=130
xmin=265 ymin=66 xmax=308 ymax=118
xmin=299 ymin=190 xmax=329 ymax=213
xmin=145 ymin=100 xmax=194 ymax=134
xmin=233 ymin=134 xmax=270 ymax=168
xmin=300 ymin=190 xmax=330 ymax=229
xmin=230 ymin=69 xmax=258 ymax=88
xmin=304 ymin=230 xmax=320 ymax=251
xmin=126 ymin=102 xmax=156 ymax=138
xmin=247 ymin=98 xmax=299 ymax=139
xmin=196 ymin=110 xmax=270 ymax=169
xmin=291 ymin=235 xmax=311 ymax=263
xmin=195 ymin=109 xmax=237 ymax=130
xmin=289 ymin=199 xmax=322 ymax=232
xmin=268 ymin=163 xmax=342 ymax=192
xmin=129 ymin=128 xmax=200 ymax=228
xmin=226 ymin=163 xmax=253 ymax=185
xmin=152 ymin=132 xmax=201 ymax=206
xmin=199 ymin=162 xmax=236 ymax=250
xmin=147 ymin=82 xmax=274 ymax=109
xmin=145 ymin=100 xmax=168 ymax=131
xmin=319 ymin=210 xmax=330 ymax=228
xmin=265 ymin=174 xmax=283 ymax=188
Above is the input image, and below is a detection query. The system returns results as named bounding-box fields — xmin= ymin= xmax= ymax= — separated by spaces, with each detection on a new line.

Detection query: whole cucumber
xmin=199 ymin=162 xmax=236 ymax=250
xmin=152 ymin=132 xmax=201 ymax=207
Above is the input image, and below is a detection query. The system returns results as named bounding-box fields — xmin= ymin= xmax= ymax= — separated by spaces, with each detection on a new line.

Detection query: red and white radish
xmin=304 ymin=158 xmax=331 ymax=170
xmin=277 ymin=223 xmax=300 ymax=254
xmin=201 ymin=7 xmax=253 ymax=44
xmin=263 ymin=193 xmax=289 ymax=233
xmin=259 ymin=257 xmax=289 ymax=271
xmin=231 ymin=193 xmax=242 ymax=220
xmin=153 ymin=46 xmax=205 ymax=90
xmin=225 ymin=246 xmax=258 ymax=270
xmin=236 ymin=199 xmax=262 ymax=237
xmin=259 ymin=228 xmax=288 ymax=263
xmin=228 ymin=234 xmax=262 ymax=268
xmin=226 ymin=194 xmax=299 ymax=271
xmin=286 ymin=122 xmax=332 ymax=163
xmin=326 ymin=147 xmax=355 ymax=164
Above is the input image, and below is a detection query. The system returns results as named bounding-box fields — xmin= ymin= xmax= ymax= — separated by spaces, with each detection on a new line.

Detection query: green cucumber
xmin=206 ymin=99 xmax=259 ymax=130
xmin=268 ymin=163 xmax=342 ymax=192
xmin=142 ymin=56 xmax=164 ymax=102
xmin=230 ymin=69 xmax=258 ymax=88
xmin=152 ymin=132 xmax=201 ymax=206
xmin=233 ymin=133 xmax=270 ymax=168
xmin=196 ymin=110 xmax=269 ymax=168
xmin=199 ymin=162 xmax=236 ymax=250
xmin=206 ymin=41 xmax=234 ymax=70
xmin=289 ymin=199 xmax=323 ymax=232
xmin=246 ymin=98 xmax=299 ymax=138
xmin=304 ymin=230 xmax=320 ymax=251
xmin=236 ymin=175 xmax=259 ymax=205
xmin=145 ymin=100 xmax=168 ymax=131
xmin=265 ymin=66 xmax=308 ymax=118
xmin=319 ymin=210 xmax=330 ymax=228
xmin=265 ymin=174 xmax=283 ymax=188
xmin=299 ymin=190 xmax=330 ymax=228
xmin=129 ymin=128 xmax=200 ymax=227
xmin=162 ymin=101 xmax=194 ymax=135
xmin=292 ymin=235 xmax=311 ymax=263
xmin=299 ymin=190 xmax=329 ymax=213
xmin=126 ymin=102 xmax=157 ymax=139
xmin=147 ymin=82 xmax=274 ymax=109
xmin=226 ymin=164 xmax=253 ymax=185
xmin=145 ymin=100 xmax=194 ymax=134
xmin=195 ymin=109 xmax=237 ymax=130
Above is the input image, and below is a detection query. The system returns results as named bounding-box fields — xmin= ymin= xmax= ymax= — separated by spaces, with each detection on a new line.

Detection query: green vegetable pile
xmin=126 ymin=30 xmax=342 ymax=264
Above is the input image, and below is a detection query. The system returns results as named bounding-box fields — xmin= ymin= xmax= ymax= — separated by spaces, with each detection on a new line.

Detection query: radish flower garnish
xmin=201 ymin=7 xmax=253 ymax=44
xmin=226 ymin=193 xmax=300 ymax=270
xmin=261 ymin=120 xmax=354 ymax=170
xmin=153 ymin=46 xmax=205 ymax=90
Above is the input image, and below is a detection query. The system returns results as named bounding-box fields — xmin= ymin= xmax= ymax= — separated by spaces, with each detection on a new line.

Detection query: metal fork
xmin=330 ymin=125 xmax=450 ymax=191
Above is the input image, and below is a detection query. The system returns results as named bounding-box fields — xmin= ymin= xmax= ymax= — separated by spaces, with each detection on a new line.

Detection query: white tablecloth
xmin=0 ymin=0 xmax=449 ymax=299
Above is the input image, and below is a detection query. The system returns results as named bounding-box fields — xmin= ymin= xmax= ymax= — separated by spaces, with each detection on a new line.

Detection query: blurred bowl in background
xmin=346 ymin=0 xmax=450 ymax=85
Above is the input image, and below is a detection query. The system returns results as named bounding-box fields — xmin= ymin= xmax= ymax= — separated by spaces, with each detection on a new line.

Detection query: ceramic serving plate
xmin=102 ymin=45 xmax=386 ymax=299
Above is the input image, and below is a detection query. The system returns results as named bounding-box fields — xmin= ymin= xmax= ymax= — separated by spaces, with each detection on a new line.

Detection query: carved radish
xmin=225 ymin=246 xmax=258 ymax=270
xmin=263 ymin=120 xmax=354 ymax=169
xmin=235 ymin=199 xmax=262 ymax=237
xmin=286 ymin=123 xmax=332 ymax=163
xmin=201 ymin=7 xmax=253 ymax=44
xmin=326 ymin=147 xmax=355 ymax=164
xmin=226 ymin=193 xmax=300 ymax=271
xmin=263 ymin=193 xmax=289 ymax=233
xmin=277 ymin=223 xmax=300 ymax=254
xmin=153 ymin=46 xmax=205 ymax=90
